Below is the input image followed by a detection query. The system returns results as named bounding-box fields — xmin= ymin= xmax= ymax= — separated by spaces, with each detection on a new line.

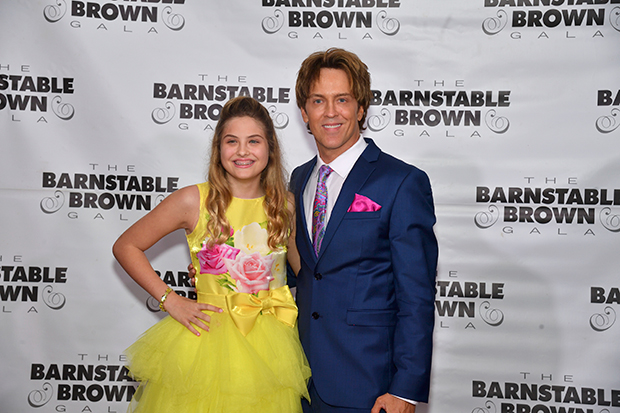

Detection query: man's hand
xmin=371 ymin=394 xmax=416 ymax=413
xmin=188 ymin=263 xmax=197 ymax=286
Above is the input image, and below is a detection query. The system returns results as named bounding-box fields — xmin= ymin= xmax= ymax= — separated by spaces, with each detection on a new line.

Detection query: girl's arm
xmin=113 ymin=185 xmax=221 ymax=337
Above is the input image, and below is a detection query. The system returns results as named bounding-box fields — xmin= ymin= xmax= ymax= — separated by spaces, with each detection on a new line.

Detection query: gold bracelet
xmin=159 ymin=287 xmax=173 ymax=312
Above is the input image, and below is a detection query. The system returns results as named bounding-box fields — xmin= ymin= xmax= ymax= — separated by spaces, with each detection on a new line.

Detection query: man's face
xmin=301 ymin=68 xmax=364 ymax=164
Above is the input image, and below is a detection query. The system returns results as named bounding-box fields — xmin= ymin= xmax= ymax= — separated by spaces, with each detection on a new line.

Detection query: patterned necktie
xmin=312 ymin=165 xmax=333 ymax=256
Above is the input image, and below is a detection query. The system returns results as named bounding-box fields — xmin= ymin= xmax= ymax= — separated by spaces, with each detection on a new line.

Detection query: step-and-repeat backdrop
xmin=1 ymin=1 xmax=619 ymax=412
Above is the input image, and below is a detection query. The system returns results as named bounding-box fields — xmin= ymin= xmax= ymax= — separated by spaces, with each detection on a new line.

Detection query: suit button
xmin=312 ymin=312 xmax=320 ymax=320
xmin=315 ymin=273 xmax=322 ymax=280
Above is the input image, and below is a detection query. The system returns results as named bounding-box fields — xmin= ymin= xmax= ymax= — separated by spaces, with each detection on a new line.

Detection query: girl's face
xmin=220 ymin=116 xmax=270 ymax=195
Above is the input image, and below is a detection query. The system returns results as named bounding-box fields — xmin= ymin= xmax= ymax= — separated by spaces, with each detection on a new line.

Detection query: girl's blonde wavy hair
xmin=205 ymin=96 xmax=291 ymax=250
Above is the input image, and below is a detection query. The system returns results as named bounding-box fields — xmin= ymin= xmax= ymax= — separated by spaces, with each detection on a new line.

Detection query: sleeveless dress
xmin=124 ymin=182 xmax=311 ymax=413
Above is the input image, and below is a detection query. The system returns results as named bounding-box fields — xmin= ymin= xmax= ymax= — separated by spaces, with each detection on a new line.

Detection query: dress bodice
xmin=186 ymin=182 xmax=287 ymax=296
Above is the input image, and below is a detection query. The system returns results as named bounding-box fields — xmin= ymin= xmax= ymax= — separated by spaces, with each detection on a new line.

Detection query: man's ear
xmin=301 ymin=106 xmax=309 ymax=123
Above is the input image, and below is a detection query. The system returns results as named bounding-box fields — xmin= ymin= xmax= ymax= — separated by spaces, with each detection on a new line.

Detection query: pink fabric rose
xmin=197 ymin=243 xmax=240 ymax=275
xmin=224 ymin=252 xmax=274 ymax=294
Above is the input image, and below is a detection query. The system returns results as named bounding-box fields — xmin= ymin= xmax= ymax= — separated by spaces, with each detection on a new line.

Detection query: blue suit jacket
xmin=289 ymin=138 xmax=438 ymax=409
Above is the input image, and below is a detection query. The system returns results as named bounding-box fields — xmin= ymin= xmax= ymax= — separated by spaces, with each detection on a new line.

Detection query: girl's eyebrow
xmin=223 ymin=133 xmax=265 ymax=139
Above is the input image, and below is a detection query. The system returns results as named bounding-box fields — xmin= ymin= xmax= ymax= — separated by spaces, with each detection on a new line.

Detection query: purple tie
xmin=312 ymin=165 xmax=333 ymax=256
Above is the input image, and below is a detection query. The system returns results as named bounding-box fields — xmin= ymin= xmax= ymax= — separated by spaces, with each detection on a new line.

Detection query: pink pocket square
xmin=347 ymin=194 xmax=382 ymax=212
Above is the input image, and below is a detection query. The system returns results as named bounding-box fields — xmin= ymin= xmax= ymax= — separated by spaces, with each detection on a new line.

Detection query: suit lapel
xmin=295 ymin=157 xmax=318 ymax=265
xmin=317 ymin=139 xmax=380 ymax=259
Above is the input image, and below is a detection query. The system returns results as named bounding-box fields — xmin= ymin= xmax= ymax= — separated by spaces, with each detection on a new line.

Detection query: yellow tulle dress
xmin=124 ymin=182 xmax=311 ymax=413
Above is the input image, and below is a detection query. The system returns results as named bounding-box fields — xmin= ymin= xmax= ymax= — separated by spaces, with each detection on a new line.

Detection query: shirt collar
xmin=316 ymin=136 xmax=367 ymax=180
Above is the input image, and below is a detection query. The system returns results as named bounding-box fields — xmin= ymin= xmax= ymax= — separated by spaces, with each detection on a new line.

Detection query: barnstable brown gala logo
xmin=590 ymin=286 xmax=618 ymax=332
xmin=435 ymin=275 xmax=506 ymax=330
xmin=261 ymin=0 xmax=402 ymax=37
xmin=472 ymin=378 xmax=620 ymax=413
xmin=596 ymin=89 xmax=620 ymax=134
xmin=1 ymin=263 xmax=68 ymax=312
xmin=28 ymin=361 xmax=136 ymax=408
xmin=474 ymin=183 xmax=620 ymax=236
xmin=365 ymin=86 xmax=512 ymax=138
xmin=482 ymin=0 xmax=620 ymax=37
xmin=40 ymin=171 xmax=178 ymax=220
xmin=151 ymin=81 xmax=291 ymax=129
xmin=43 ymin=0 xmax=186 ymax=31
xmin=0 ymin=73 xmax=75 ymax=120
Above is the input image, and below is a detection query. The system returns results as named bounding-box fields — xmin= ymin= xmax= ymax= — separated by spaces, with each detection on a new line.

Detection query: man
xmin=290 ymin=48 xmax=438 ymax=413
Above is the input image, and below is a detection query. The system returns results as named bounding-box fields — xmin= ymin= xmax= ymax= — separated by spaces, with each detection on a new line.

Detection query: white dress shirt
xmin=303 ymin=137 xmax=368 ymax=236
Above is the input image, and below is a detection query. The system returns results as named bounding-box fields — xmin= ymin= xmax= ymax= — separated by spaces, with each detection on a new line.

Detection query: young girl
xmin=113 ymin=96 xmax=310 ymax=412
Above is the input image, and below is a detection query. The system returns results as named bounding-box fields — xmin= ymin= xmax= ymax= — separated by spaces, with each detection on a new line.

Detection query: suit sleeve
xmin=388 ymin=168 xmax=438 ymax=402
xmin=286 ymin=262 xmax=297 ymax=288
xmin=286 ymin=167 xmax=301 ymax=290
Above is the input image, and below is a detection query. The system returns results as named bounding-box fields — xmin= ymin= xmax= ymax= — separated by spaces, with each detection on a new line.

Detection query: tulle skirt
xmin=124 ymin=307 xmax=311 ymax=413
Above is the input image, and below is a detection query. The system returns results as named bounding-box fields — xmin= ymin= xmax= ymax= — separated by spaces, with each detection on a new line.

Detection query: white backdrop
xmin=1 ymin=1 xmax=620 ymax=412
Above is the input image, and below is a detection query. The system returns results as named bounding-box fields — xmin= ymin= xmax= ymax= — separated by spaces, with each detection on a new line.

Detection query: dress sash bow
xmin=198 ymin=286 xmax=297 ymax=336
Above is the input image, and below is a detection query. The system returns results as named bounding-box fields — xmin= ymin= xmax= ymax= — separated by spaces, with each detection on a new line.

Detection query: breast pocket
xmin=343 ymin=211 xmax=381 ymax=220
